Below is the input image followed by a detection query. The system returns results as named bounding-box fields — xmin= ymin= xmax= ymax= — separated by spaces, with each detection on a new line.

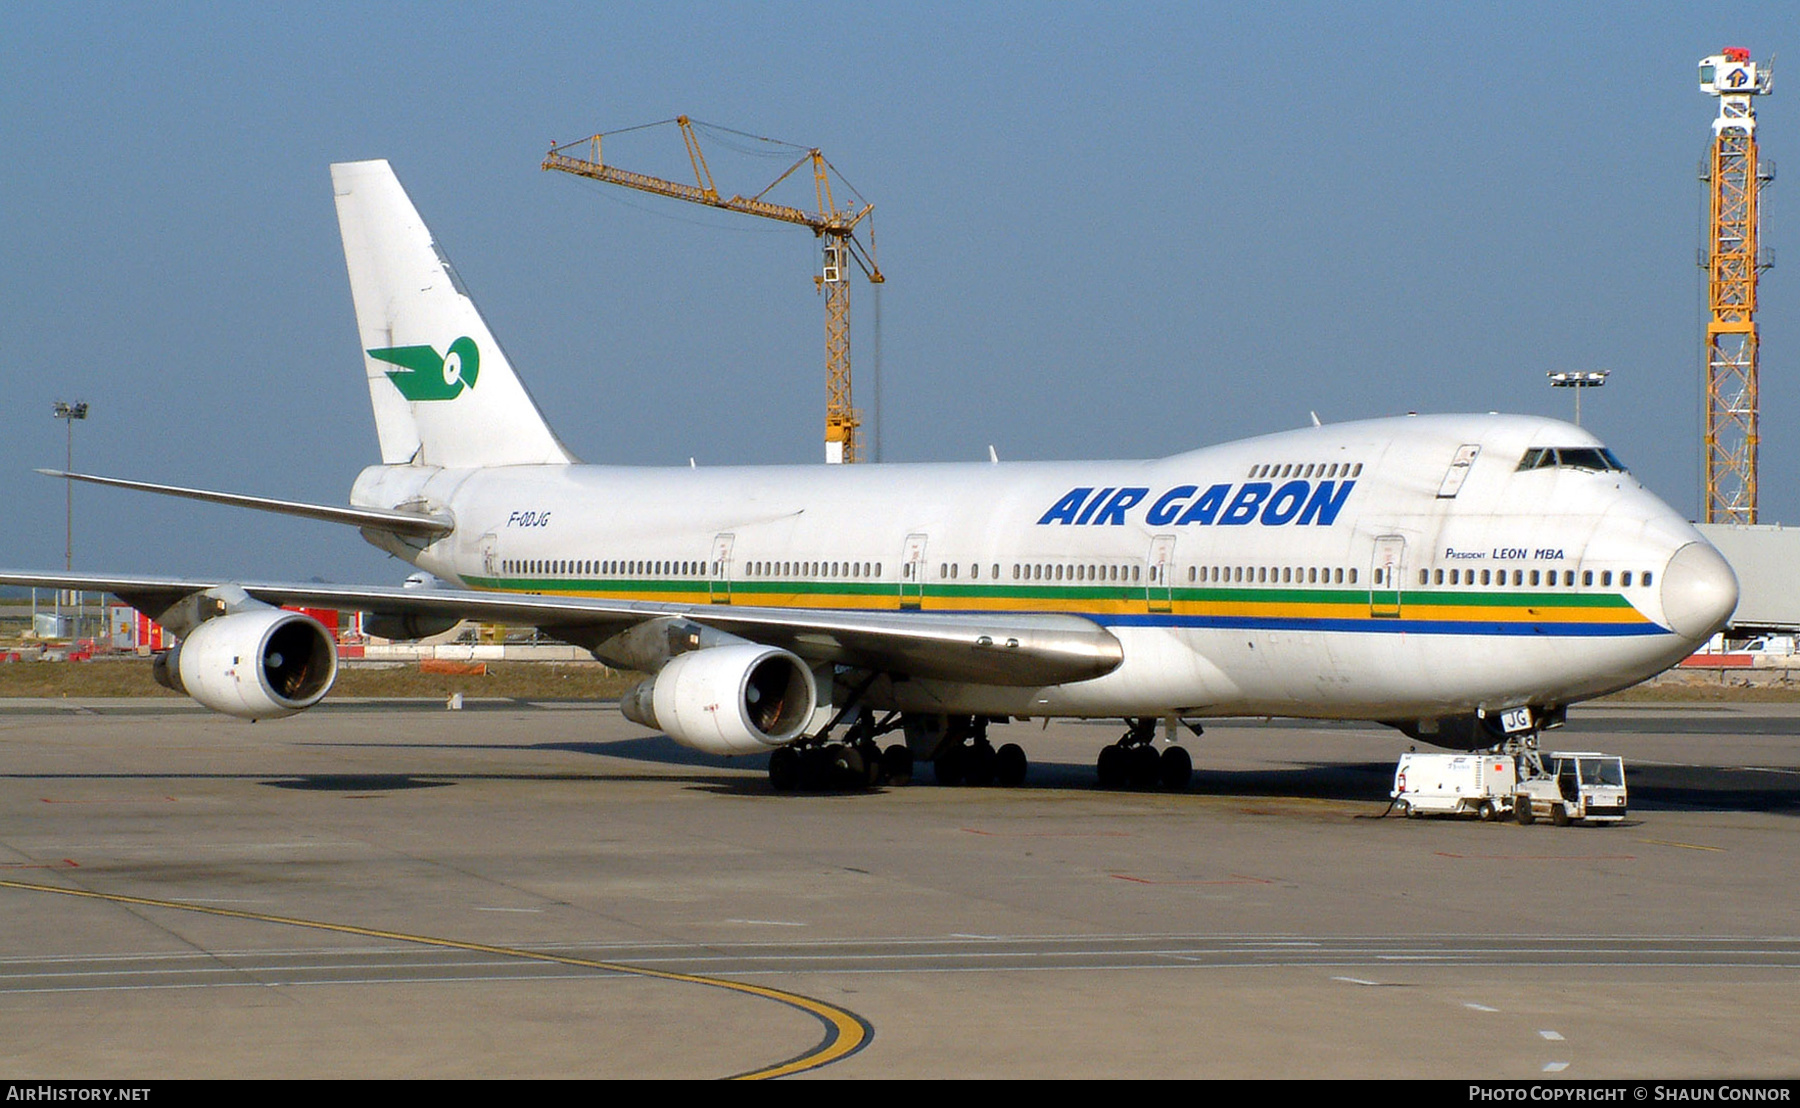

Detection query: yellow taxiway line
xmin=0 ymin=877 xmax=871 ymax=1080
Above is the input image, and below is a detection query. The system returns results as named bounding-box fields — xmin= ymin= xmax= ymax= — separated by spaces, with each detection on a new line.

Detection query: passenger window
xmin=1642 ymin=571 xmax=1653 ymax=587
xmin=1621 ymin=571 xmax=1633 ymax=587
xmin=1602 ymin=571 xmax=1613 ymax=587
xmin=1583 ymin=570 xmax=1593 ymax=586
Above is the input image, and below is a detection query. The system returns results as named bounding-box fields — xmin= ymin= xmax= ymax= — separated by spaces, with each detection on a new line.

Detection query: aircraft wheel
xmin=881 ymin=744 xmax=913 ymax=787
xmin=1096 ymin=743 xmax=1126 ymax=789
xmin=963 ymin=740 xmax=997 ymax=787
xmin=934 ymin=742 xmax=965 ymax=787
xmin=798 ymin=746 xmax=831 ymax=791
xmin=1515 ymin=797 xmax=1534 ymax=825
xmin=832 ymin=743 xmax=868 ymax=789
xmin=995 ymin=743 xmax=1028 ymax=787
xmin=768 ymin=747 xmax=800 ymax=792
xmin=854 ymin=739 xmax=883 ymax=787
xmin=1127 ymin=744 xmax=1162 ymax=789
xmin=1159 ymin=746 xmax=1192 ymax=791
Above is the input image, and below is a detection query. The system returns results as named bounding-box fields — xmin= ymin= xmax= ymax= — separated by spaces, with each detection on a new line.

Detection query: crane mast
xmin=1698 ymin=48 xmax=1775 ymax=523
xmin=544 ymin=117 xmax=884 ymax=463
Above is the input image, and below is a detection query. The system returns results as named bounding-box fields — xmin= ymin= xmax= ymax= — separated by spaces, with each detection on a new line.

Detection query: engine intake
xmin=621 ymin=643 xmax=817 ymax=756
xmin=158 ymin=609 xmax=338 ymax=720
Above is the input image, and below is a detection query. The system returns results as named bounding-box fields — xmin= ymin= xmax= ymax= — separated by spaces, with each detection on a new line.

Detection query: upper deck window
xmin=1516 ymin=446 xmax=1628 ymax=473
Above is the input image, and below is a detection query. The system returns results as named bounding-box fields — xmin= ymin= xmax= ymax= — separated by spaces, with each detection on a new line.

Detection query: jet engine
xmin=154 ymin=609 xmax=338 ymax=720
xmin=620 ymin=643 xmax=817 ymax=756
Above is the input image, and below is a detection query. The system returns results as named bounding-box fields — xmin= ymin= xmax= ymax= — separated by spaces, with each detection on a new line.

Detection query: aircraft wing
xmin=0 ymin=571 xmax=1123 ymax=687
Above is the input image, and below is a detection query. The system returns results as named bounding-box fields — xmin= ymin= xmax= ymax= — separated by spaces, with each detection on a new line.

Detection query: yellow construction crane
xmin=544 ymin=117 xmax=884 ymax=463
xmin=1698 ymin=47 xmax=1775 ymax=523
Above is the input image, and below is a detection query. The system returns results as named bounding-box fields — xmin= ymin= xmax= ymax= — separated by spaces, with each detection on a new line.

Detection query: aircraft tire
xmin=768 ymin=746 xmax=800 ymax=792
xmin=1160 ymin=746 xmax=1193 ymax=791
xmin=964 ymin=740 xmax=997 ymax=787
xmin=881 ymin=744 xmax=913 ymax=786
xmin=833 ymin=743 xmax=867 ymax=789
xmin=995 ymin=743 xmax=1028 ymax=787
xmin=1127 ymin=744 xmax=1162 ymax=789
xmin=1096 ymin=744 xmax=1126 ymax=789
xmin=799 ymin=746 xmax=832 ymax=791
xmin=853 ymin=740 xmax=883 ymax=787
xmin=934 ymin=742 xmax=965 ymax=787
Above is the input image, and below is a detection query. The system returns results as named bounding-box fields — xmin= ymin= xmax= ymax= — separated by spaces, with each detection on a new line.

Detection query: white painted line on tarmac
xmin=1464 ymin=1002 xmax=1499 ymax=1012
xmin=1539 ymin=1030 xmax=1565 ymax=1041
xmin=1543 ymin=1062 xmax=1569 ymax=1072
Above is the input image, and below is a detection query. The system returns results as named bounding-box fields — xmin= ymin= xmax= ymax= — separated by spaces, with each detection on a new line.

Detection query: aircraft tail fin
xmin=331 ymin=159 xmax=576 ymax=468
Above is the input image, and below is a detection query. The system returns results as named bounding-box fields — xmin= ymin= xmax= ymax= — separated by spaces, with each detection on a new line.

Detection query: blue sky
xmin=2 ymin=3 xmax=1793 ymax=583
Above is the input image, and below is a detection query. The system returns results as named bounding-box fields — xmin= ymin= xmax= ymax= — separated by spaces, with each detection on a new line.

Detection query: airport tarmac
xmin=0 ymin=697 xmax=1795 ymax=1079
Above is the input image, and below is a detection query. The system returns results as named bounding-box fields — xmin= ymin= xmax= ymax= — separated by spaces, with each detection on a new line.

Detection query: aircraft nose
xmin=1660 ymin=541 xmax=1739 ymax=640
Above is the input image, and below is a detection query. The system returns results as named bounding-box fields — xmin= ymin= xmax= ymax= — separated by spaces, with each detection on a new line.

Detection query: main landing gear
xmin=1096 ymin=717 xmax=1194 ymax=791
xmin=767 ymin=690 xmax=912 ymax=792
xmin=931 ymin=716 xmax=1028 ymax=788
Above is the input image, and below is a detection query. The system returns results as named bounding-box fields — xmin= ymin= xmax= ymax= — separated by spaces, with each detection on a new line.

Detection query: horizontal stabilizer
xmin=36 ymin=470 xmax=452 ymax=538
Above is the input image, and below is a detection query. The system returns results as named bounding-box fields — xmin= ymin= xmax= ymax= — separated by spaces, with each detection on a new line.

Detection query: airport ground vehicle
xmin=1512 ymin=751 xmax=1628 ymax=826
xmin=1391 ymin=752 xmax=1517 ymax=820
xmin=1392 ymin=749 xmax=1627 ymax=825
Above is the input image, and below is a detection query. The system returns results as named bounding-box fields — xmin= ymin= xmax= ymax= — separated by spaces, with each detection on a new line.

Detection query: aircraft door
xmin=900 ymin=533 xmax=929 ymax=610
xmin=1370 ymin=534 xmax=1405 ymax=618
xmin=709 ymin=533 xmax=735 ymax=604
xmin=479 ymin=532 xmax=498 ymax=579
xmin=1146 ymin=534 xmax=1176 ymax=614
xmin=1436 ymin=444 xmax=1481 ymax=498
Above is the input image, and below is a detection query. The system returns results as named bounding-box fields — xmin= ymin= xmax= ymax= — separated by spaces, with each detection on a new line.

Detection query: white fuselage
xmin=351 ymin=413 xmax=1727 ymax=722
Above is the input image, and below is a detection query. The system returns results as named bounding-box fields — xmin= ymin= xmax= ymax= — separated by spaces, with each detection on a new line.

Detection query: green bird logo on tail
xmin=368 ymin=336 xmax=480 ymax=401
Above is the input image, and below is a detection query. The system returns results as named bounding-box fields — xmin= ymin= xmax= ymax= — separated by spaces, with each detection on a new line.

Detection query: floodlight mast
xmin=1546 ymin=371 xmax=1608 ymax=427
xmin=51 ymin=400 xmax=88 ymax=639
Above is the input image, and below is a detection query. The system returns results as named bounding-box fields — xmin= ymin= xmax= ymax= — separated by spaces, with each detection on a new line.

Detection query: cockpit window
xmin=1517 ymin=447 xmax=1628 ymax=473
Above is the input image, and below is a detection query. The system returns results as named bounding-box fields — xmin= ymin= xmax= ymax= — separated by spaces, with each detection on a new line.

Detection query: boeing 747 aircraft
xmin=1 ymin=160 xmax=1740 ymax=791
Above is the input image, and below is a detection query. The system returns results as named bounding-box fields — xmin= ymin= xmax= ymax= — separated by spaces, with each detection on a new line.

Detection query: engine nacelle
xmin=158 ymin=609 xmax=338 ymax=720
xmin=620 ymin=643 xmax=817 ymax=756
